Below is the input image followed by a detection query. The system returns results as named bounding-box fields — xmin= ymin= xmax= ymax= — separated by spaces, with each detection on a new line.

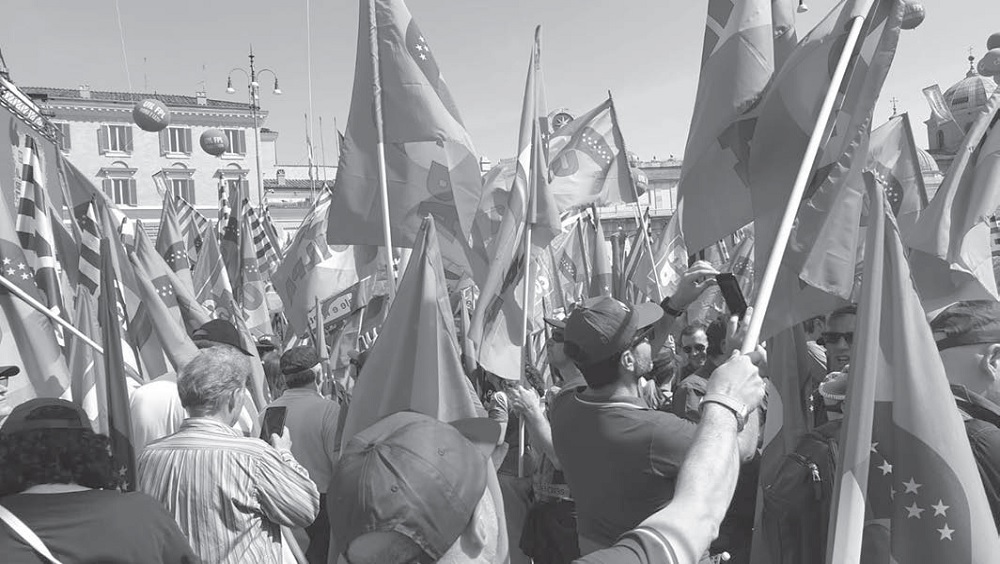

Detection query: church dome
xmin=943 ymin=66 xmax=997 ymax=115
xmin=914 ymin=146 xmax=940 ymax=175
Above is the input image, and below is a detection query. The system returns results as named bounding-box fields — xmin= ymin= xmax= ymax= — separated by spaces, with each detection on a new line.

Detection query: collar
xmin=280 ymin=387 xmax=322 ymax=398
xmin=951 ymin=384 xmax=1000 ymax=422
xmin=180 ymin=416 xmax=243 ymax=437
xmin=574 ymin=388 xmax=647 ymax=410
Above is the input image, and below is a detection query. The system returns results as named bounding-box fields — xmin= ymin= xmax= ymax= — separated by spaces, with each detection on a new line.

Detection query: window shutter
xmin=102 ymin=178 xmax=112 ymax=198
xmin=125 ymin=127 xmax=134 ymax=154
xmin=240 ymin=179 xmax=250 ymax=202
xmin=184 ymin=128 xmax=192 ymax=155
xmin=128 ymin=179 xmax=137 ymax=206
xmin=61 ymin=124 xmax=72 ymax=151
xmin=159 ymin=129 xmax=169 ymax=156
xmin=239 ymin=130 xmax=247 ymax=155
xmin=98 ymin=126 xmax=109 ymax=154
xmin=187 ymin=179 xmax=196 ymax=204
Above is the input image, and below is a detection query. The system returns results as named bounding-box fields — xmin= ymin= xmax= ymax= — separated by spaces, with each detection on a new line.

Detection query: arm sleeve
xmin=254 ymin=447 xmax=321 ymax=527
xmin=573 ymin=528 xmax=679 ymax=564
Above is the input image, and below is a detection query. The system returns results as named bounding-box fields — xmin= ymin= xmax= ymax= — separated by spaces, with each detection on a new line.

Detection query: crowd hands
xmin=7 ymin=258 xmax=998 ymax=564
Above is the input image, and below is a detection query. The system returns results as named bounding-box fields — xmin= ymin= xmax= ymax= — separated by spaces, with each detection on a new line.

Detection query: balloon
xmin=901 ymin=1 xmax=925 ymax=30
xmin=132 ymin=99 xmax=171 ymax=132
xmin=199 ymin=129 xmax=230 ymax=157
xmin=988 ymin=33 xmax=1000 ymax=51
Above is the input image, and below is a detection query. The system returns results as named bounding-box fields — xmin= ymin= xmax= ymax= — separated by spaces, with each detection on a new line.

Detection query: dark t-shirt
xmin=573 ymin=528 xmax=679 ymax=564
xmin=550 ymin=387 xmax=698 ymax=546
xmin=0 ymin=489 xmax=197 ymax=563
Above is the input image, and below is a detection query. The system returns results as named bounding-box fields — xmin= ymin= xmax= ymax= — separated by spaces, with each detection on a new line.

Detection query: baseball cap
xmin=930 ymin=300 xmax=1000 ymax=351
xmin=0 ymin=366 xmax=20 ymax=378
xmin=329 ymin=411 xmax=501 ymax=560
xmin=0 ymin=398 xmax=90 ymax=436
xmin=543 ymin=316 xmax=566 ymax=330
xmin=280 ymin=346 xmax=320 ymax=375
xmin=191 ymin=319 xmax=253 ymax=356
xmin=563 ymin=296 xmax=663 ymax=366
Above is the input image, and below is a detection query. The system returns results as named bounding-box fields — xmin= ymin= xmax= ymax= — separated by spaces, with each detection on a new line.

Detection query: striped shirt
xmin=138 ymin=417 xmax=320 ymax=564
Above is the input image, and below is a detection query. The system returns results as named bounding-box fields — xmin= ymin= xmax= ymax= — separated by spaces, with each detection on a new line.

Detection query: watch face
xmin=552 ymin=112 xmax=573 ymax=132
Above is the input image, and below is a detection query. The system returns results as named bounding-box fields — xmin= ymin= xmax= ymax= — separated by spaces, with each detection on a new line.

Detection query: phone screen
xmin=715 ymin=273 xmax=748 ymax=319
xmin=260 ymin=406 xmax=288 ymax=440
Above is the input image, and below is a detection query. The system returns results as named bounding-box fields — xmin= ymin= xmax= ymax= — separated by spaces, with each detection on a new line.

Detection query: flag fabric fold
xmin=15 ymin=135 xmax=65 ymax=315
xmin=827 ymin=174 xmax=1000 ymax=563
xmin=238 ymin=213 xmax=272 ymax=338
xmin=156 ymin=192 xmax=195 ymax=294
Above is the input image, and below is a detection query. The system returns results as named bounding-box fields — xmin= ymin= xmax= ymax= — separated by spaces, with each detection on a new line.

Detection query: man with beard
xmin=550 ymin=297 xmax=760 ymax=555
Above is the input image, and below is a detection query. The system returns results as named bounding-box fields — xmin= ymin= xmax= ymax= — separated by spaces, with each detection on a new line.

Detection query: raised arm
xmin=649 ymin=261 xmax=719 ymax=355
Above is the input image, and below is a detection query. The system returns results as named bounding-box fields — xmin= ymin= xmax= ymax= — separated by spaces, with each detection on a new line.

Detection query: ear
xmin=458 ymin=497 xmax=488 ymax=556
xmin=620 ymin=349 xmax=635 ymax=373
xmin=982 ymin=344 xmax=1000 ymax=381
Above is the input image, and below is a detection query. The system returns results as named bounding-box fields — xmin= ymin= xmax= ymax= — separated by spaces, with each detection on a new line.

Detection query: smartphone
xmin=715 ymin=273 xmax=748 ymax=320
xmin=259 ymin=406 xmax=288 ymax=440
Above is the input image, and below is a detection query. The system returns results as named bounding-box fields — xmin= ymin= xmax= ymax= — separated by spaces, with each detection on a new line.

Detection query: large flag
xmin=97 ymin=238 xmax=138 ymax=491
xmin=155 ymin=192 xmax=195 ymax=294
xmin=469 ymin=160 xmax=516 ymax=285
xmin=245 ymin=205 xmax=280 ymax=279
xmin=923 ymin=84 xmax=966 ymax=141
xmin=547 ymin=97 xmax=637 ymax=210
xmin=76 ymin=199 xmax=101 ymax=295
xmin=632 ymin=211 xmax=688 ymax=301
xmin=15 ymin=135 xmax=65 ymax=315
xmin=469 ymin=26 xmax=561 ymax=381
xmin=675 ymin=0 xmax=776 ymax=253
xmin=826 ymin=176 xmax=1000 ymax=563
xmin=260 ymin=199 xmax=285 ymax=258
xmin=192 ymin=222 xmax=239 ymax=323
xmin=905 ymin=88 xmax=1000 ymax=312
xmin=238 ymin=214 xmax=272 ymax=338
xmin=68 ymin=293 xmax=102 ymax=431
xmin=174 ymin=193 xmax=208 ymax=263
xmin=867 ymin=113 xmax=929 ymax=234
xmin=0 ymin=179 xmax=71 ymax=408
xmin=326 ymin=0 xmax=484 ymax=284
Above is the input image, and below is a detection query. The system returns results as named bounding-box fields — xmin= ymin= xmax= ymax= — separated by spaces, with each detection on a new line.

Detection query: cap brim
xmin=543 ymin=317 xmax=566 ymax=329
xmin=449 ymin=417 xmax=502 ymax=461
xmin=632 ymin=302 xmax=664 ymax=330
xmin=0 ymin=365 xmax=20 ymax=378
xmin=193 ymin=339 xmax=255 ymax=357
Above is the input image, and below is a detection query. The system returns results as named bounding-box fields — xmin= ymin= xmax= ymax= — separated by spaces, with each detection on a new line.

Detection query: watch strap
xmin=701 ymin=393 xmax=749 ymax=431
xmin=661 ymin=297 xmax=684 ymax=317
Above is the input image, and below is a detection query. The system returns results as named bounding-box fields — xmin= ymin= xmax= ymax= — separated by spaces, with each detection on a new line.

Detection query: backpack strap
xmin=0 ymin=504 xmax=64 ymax=564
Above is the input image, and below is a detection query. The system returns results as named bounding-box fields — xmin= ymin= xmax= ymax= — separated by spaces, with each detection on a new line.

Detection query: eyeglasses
xmin=682 ymin=344 xmax=707 ymax=354
xmin=819 ymin=332 xmax=854 ymax=346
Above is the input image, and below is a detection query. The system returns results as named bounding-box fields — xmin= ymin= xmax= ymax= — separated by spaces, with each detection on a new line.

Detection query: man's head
xmin=330 ymin=412 xmax=502 ymax=564
xmin=543 ymin=317 xmax=572 ymax=372
xmin=679 ymin=323 xmax=709 ymax=371
xmin=191 ymin=319 xmax=254 ymax=356
xmin=280 ymin=346 xmax=322 ymax=390
xmin=562 ymin=296 xmax=663 ymax=389
xmin=177 ymin=347 xmax=251 ymax=424
xmin=821 ymin=305 xmax=857 ymax=373
xmin=931 ymin=300 xmax=1000 ymax=404
xmin=0 ymin=365 xmax=20 ymax=421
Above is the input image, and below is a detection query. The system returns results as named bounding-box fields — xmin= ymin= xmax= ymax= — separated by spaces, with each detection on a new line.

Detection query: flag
xmin=260 ymin=200 xmax=285 ymax=258
xmin=590 ymin=211 xmax=612 ymax=297
xmin=273 ymin=188 xmax=370 ymax=333
xmin=868 ymin=113 xmax=929 ymax=234
xmin=923 ymin=84 xmax=966 ymax=140
xmin=753 ymin=0 xmax=905 ymax=338
xmin=174 ymin=193 xmax=208 ymax=263
xmin=155 ymin=192 xmax=195 ymax=294
xmin=772 ymin=0 xmax=800 ymax=67
xmin=470 ymin=26 xmax=561 ymax=381
xmin=238 ymin=214 xmax=272 ymax=338
xmin=245 ymin=205 xmax=280 ymax=279
xmin=676 ymin=0 xmax=777 ymax=253
xmin=905 ymin=89 xmax=1000 ymax=311
xmin=633 ymin=211 xmax=688 ymax=301
xmin=220 ymin=186 xmax=243 ymax=293
xmin=193 ymin=221 xmax=239 ymax=323
xmin=97 ymin=238 xmax=138 ymax=491
xmin=826 ymin=175 xmax=1000 ymax=564
xmin=547 ymin=97 xmax=637 ymax=210
xmin=327 ymin=0 xmax=485 ymax=284
xmin=15 ymin=135 xmax=64 ymax=314
xmin=68 ymin=294 xmax=102 ymax=431
xmin=217 ymin=177 xmax=231 ymax=239
xmin=469 ymin=160 xmax=516 ymax=285
xmin=77 ymin=199 xmax=102 ymax=295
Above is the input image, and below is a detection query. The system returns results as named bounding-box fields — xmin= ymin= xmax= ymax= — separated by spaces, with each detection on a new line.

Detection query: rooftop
xmin=21 ymin=86 xmax=250 ymax=111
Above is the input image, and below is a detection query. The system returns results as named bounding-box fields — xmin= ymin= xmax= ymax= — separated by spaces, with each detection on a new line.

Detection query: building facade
xmin=23 ymin=86 xmax=265 ymax=225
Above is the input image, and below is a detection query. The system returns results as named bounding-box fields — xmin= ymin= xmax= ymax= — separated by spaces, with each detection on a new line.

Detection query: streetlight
xmin=226 ymin=45 xmax=281 ymax=206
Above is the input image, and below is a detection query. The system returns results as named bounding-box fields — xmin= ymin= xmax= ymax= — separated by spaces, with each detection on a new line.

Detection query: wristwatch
xmin=660 ymin=296 xmax=684 ymax=317
xmin=700 ymin=393 xmax=750 ymax=432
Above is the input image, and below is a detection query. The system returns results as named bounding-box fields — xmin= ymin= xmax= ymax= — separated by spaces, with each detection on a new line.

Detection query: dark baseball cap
xmin=191 ymin=319 xmax=253 ymax=356
xmin=0 ymin=366 xmax=20 ymax=378
xmin=0 ymin=398 xmax=90 ymax=436
xmin=563 ymin=296 xmax=663 ymax=366
xmin=930 ymin=300 xmax=1000 ymax=351
xmin=329 ymin=411 xmax=500 ymax=560
xmin=280 ymin=346 xmax=320 ymax=375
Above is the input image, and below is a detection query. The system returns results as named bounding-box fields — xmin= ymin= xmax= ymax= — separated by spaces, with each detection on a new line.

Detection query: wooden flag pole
xmin=0 ymin=275 xmax=103 ymax=354
xmin=608 ymin=91 xmax=662 ymax=302
xmin=368 ymin=0 xmax=397 ymax=302
xmin=740 ymin=4 xmax=873 ymax=354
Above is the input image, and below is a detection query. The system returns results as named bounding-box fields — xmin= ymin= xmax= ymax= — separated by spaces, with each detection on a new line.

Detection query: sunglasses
xmin=819 ymin=332 xmax=854 ymax=346
xmin=682 ymin=344 xmax=707 ymax=354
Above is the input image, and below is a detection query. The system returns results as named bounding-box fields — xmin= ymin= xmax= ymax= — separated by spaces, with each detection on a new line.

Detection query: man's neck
xmin=585 ymin=378 xmax=638 ymax=400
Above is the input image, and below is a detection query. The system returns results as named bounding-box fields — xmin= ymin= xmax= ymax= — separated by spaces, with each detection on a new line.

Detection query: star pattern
xmin=905 ymin=502 xmax=925 ymax=519
xmin=903 ymin=478 xmax=922 ymax=494
xmin=878 ymin=460 xmax=893 ymax=476
xmin=931 ymin=500 xmax=949 ymax=517
xmin=937 ymin=524 xmax=954 ymax=541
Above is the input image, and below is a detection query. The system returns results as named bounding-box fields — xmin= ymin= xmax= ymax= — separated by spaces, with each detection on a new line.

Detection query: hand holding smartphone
xmin=715 ymin=273 xmax=748 ymax=320
xmin=260 ymin=406 xmax=288 ymax=441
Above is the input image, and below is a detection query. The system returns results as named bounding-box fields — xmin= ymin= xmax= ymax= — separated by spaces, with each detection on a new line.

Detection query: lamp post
xmin=226 ymin=46 xmax=281 ymax=206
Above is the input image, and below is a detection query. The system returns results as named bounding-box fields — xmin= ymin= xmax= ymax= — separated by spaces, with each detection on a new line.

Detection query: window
xmin=99 ymin=124 xmax=133 ymax=154
xmin=171 ymin=178 xmax=195 ymax=204
xmin=936 ymin=130 xmax=946 ymax=151
xmin=105 ymin=178 xmax=137 ymax=206
xmin=54 ymin=123 xmax=71 ymax=152
xmin=224 ymin=129 xmax=247 ymax=155
xmin=167 ymin=127 xmax=192 ymax=154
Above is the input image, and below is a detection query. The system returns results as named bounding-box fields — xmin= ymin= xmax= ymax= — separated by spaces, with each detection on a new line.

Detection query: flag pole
xmin=608 ymin=91 xmax=661 ymax=302
xmin=0 ymin=275 xmax=103 ymax=354
xmin=740 ymin=4 xmax=874 ymax=354
xmin=368 ymin=0 xmax=397 ymax=301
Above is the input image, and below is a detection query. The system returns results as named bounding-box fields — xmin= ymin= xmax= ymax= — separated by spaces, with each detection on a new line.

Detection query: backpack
xmin=761 ymin=420 xmax=842 ymax=564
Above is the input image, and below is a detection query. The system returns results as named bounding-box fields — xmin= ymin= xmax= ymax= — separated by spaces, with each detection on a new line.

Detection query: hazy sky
xmin=2 ymin=1 xmax=997 ymax=166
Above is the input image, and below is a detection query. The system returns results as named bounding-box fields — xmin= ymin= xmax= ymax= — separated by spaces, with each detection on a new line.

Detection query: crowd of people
xmin=1 ymin=260 xmax=999 ymax=564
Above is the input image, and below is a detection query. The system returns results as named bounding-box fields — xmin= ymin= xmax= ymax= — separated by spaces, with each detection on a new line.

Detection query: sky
xmin=1 ymin=0 xmax=998 ymax=167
